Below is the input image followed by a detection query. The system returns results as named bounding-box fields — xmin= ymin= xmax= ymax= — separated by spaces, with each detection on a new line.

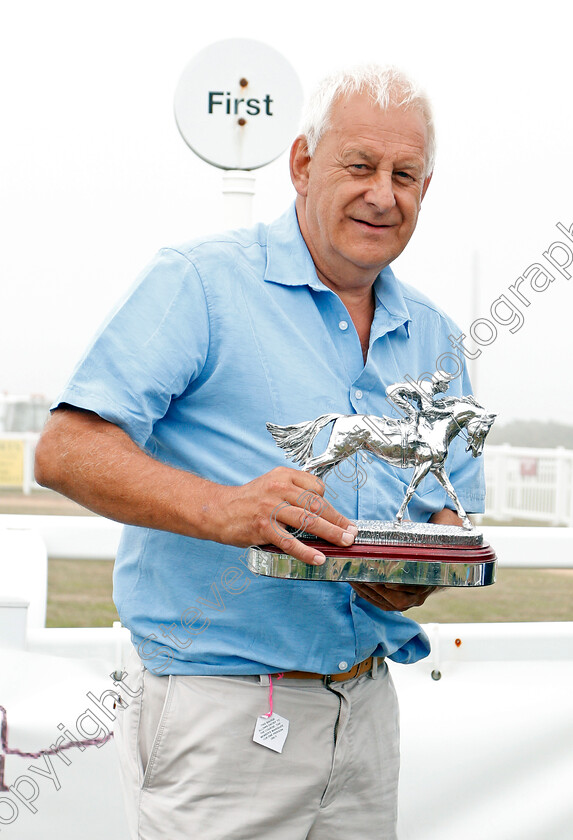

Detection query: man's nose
xmin=364 ymin=171 xmax=396 ymax=212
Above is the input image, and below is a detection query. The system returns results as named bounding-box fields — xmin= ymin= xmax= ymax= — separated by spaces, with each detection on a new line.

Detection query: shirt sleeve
xmin=53 ymin=248 xmax=210 ymax=448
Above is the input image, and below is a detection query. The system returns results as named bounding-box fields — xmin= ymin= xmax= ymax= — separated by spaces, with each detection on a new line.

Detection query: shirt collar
xmin=265 ymin=202 xmax=412 ymax=335
xmin=372 ymin=266 xmax=412 ymax=339
xmin=264 ymin=203 xmax=324 ymax=290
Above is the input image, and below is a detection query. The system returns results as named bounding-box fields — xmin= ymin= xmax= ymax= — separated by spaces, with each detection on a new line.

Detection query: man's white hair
xmin=300 ymin=64 xmax=436 ymax=176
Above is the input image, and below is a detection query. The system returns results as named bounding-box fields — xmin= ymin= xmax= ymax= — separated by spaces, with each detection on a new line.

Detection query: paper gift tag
xmin=253 ymin=713 xmax=289 ymax=753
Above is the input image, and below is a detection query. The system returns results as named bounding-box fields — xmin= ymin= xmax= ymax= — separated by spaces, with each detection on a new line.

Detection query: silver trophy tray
xmin=247 ymin=521 xmax=496 ymax=587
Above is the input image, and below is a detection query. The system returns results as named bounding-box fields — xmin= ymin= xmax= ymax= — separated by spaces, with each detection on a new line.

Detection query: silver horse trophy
xmin=248 ymin=372 xmax=498 ymax=587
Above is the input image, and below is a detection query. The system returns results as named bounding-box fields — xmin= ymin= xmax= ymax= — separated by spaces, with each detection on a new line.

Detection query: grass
xmin=47 ymin=558 xmax=119 ymax=627
xmin=46 ymin=559 xmax=573 ymax=628
xmin=409 ymin=568 xmax=573 ymax=624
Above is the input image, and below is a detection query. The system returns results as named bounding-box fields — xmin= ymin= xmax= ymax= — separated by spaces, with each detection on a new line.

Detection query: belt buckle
xmin=322 ymin=673 xmax=333 ymax=686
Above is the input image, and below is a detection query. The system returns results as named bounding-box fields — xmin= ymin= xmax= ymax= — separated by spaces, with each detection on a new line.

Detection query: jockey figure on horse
xmin=385 ymin=370 xmax=455 ymax=422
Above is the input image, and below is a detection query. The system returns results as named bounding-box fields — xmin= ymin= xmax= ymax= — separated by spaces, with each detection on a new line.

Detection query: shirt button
xmin=338 ymin=320 xmax=349 ymax=331
xmin=351 ymin=591 xmax=357 ymax=602
xmin=355 ymin=390 xmax=363 ymax=400
xmin=338 ymin=661 xmax=349 ymax=671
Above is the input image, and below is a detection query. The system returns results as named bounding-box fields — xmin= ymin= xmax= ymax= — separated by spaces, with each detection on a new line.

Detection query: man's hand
xmin=206 ymin=467 xmax=357 ymax=566
xmin=429 ymin=507 xmax=464 ymax=526
xmin=351 ymin=583 xmax=438 ymax=612
xmin=350 ymin=510 xmax=463 ymax=611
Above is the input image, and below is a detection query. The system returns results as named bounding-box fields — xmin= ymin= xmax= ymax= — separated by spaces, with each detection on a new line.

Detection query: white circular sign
xmin=174 ymin=39 xmax=303 ymax=171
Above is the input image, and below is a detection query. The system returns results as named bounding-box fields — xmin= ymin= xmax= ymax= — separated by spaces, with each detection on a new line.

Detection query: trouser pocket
xmin=139 ymin=670 xmax=175 ymax=789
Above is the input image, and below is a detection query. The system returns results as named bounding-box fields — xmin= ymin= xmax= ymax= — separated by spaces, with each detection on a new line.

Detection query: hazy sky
xmin=2 ymin=1 xmax=572 ymax=425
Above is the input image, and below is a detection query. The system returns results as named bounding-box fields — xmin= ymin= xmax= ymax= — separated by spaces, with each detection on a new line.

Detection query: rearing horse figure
xmin=267 ymin=396 xmax=496 ymax=530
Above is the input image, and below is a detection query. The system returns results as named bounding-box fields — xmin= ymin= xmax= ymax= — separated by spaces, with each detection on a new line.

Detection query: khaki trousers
xmin=115 ymin=652 xmax=400 ymax=840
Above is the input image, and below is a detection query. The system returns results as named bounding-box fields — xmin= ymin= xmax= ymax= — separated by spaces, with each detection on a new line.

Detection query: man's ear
xmin=290 ymin=135 xmax=311 ymax=197
xmin=421 ymin=172 xmax=433 ymax=202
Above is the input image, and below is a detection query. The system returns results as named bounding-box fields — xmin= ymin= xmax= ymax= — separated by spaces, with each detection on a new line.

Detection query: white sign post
xmin=174 ymin=39 xmax=303 ymax=227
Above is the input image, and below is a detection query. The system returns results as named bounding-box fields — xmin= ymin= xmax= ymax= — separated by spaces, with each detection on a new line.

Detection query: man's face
xmin=291 ymin=93 xmax=432 ymax=292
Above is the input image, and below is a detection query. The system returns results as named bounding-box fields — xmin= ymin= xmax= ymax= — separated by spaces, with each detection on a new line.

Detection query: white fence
xmin=484 ymin=444 xmax=573 ymax=525
xmin=3 ymin=513 xmax=573 ymax=567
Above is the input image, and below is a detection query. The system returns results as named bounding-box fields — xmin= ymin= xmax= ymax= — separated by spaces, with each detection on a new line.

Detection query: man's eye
xmin=350 ymin=164 xmax=369 ymax=172
xmin=395 ymin=170 xmax=414 ymax=181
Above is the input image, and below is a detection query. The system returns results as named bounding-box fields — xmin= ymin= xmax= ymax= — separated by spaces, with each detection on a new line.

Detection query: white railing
xmin=1 ymin=514 xmax=572 ymax=568
xmin=2 ymin=517 xmax=572 ymax=648
xmin=484 ymin=444 xmax=573 ymax=525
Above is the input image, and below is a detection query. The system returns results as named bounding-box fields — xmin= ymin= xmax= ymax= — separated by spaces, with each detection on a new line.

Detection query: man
xmin=35 ymin=65 xmax=485 ymax=839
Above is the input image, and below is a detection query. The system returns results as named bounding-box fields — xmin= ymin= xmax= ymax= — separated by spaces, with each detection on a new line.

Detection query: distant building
xmin=0 ymin=394 xmax=51 ymax=433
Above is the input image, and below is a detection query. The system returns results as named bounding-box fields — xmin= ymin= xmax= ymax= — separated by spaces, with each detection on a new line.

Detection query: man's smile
xmin=351 ymin=217 xmax=393 ymax=229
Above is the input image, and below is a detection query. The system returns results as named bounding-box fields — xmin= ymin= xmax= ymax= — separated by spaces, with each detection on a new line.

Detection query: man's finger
xmin=288 ymin=469 xmax=326 ymax=497
xmin=267 ymin=500 xmax=357 ymax=557
xmin=270 ymin=528 xmax=328 ymax=566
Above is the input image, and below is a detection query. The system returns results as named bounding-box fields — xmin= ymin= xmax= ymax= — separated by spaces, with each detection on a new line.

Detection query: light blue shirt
xmin=55 ymin=204 xmax=485 ymax=675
